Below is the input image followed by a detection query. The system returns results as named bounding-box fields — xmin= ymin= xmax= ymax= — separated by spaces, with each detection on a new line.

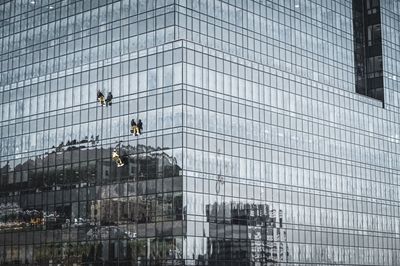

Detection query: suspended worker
xmin=137 ymin=119 xmax=143 ymax=135
xmin=105 ymin=92 xmax=113 ymax=106
xmin=112 ymin=149 xmax=124 ymax=167
xmin=130 ymin=119 xmax=143 ymax=136
xmin=97 ymin=90 xmax=105 ymax=106
xmin=131 ymin=119 xmax=138 ymax=135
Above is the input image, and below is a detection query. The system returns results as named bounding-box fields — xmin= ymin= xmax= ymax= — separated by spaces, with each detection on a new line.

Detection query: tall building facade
xmin=1 ymin=0 xmax=400 ymax=265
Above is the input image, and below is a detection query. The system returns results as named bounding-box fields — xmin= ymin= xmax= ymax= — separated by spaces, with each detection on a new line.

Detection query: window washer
xmin=131 ymin=119 xmax=137 ymax=135
xmin=105 ymin=92 xmax=113 ymax=106
xmin=97 ymin=90 xmax=105 ymax=106
xmin=137 ymin=119 xmax=143 ymax=135
xmin=112 ymin=149 xmax=124 ymax=167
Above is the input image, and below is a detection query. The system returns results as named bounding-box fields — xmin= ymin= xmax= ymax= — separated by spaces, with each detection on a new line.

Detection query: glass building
xmin=1 ymin=0 xmax=400 ymax=265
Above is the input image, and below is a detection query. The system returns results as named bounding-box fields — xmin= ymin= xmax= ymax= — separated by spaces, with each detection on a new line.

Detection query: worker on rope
xmin=130 ymin=119 xmax=143 ymax=136
xmin=97 ymin=90 xmax=105 ymax=106
xmin=131 ymin=119 xmax=138 ymax=135
xmin=137 ymin=119 xmax=143 ymax=135
xmin=131 ymin=119 xmax=143 ymax=136
xmin=105 ymin=92 xmax=113 ymax=106
xmin=112 ymin=149 xmax=124 ymax=167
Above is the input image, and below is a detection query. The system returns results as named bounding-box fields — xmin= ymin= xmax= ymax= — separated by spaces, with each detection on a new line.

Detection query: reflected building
xmin=0 ymin=144 xmax=184 ymax=265
xmin=203 ymin=202 xmax=288 ymax=265
xmin=1 ymin=0 xmax=400 ymax=265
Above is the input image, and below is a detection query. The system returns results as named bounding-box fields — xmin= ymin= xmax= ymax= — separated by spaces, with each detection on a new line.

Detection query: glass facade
xmin=1 ymin=0 xmax=400 ymax=265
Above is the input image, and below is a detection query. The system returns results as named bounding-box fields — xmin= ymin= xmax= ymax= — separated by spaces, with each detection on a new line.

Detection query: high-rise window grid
xmin=0 ymin=0 xmax=400 ymax=265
